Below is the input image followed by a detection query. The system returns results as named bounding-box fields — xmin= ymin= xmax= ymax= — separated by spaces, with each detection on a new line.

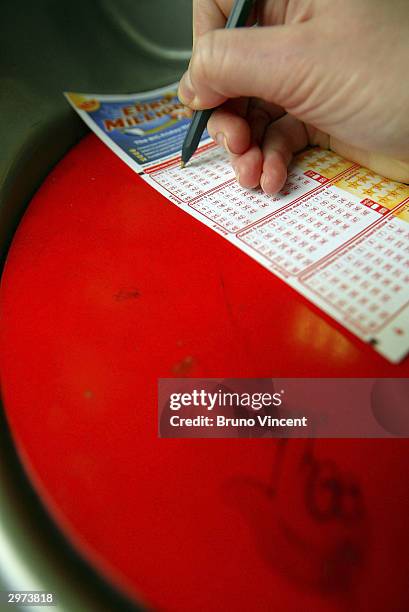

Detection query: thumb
xmin=178 ymin=25 xmax=310 ymax=110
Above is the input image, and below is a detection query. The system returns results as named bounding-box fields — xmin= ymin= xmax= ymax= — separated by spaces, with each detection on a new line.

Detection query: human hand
xmin=178 ymin=0 xmax=409 ymax=193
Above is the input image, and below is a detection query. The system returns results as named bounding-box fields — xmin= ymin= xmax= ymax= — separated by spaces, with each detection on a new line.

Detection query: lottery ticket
xmin=65 ymin=83 xmax=409 ymax=363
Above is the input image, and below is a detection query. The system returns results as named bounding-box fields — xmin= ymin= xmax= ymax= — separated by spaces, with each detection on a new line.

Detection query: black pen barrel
xmin=226 ymin=0 xmax=254 ymax=28
xmin=181 ymin=109 xmax=213 ymax=165
xmin=180 ymin=0 xmax=255 ymax=166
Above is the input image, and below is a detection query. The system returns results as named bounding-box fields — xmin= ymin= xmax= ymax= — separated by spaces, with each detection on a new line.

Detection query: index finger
xmin=193 ymin=0 xmax=255 ymax=43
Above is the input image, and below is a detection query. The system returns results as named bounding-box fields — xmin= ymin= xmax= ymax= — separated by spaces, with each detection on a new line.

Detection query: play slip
xmin=65 ymin=83 xmax=409 ymax=363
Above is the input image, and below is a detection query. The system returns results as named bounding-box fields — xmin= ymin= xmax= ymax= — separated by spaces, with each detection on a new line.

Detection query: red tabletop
xmin=1 ymin=135 xmax=408 ymax=611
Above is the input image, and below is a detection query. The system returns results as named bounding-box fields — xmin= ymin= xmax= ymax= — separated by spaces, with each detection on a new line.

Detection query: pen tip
xmin=180 ymin=161 xmax=185 ymax=169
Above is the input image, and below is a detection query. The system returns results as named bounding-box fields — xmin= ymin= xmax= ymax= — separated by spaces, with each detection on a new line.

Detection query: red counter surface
xmin=1 ymin=135 xmax=408 ymax=611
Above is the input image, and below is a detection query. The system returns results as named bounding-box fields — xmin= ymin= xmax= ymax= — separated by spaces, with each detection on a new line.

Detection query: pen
xmin=180 ymin=0 xmax=255 ymax=168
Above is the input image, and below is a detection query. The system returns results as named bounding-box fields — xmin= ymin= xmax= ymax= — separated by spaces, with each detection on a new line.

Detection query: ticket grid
xmin=65 ymin=84 xmax=409 ymax=363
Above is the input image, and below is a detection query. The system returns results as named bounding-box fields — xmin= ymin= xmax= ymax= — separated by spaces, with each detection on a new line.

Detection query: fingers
xmin=208 ymin=107 xmax=264 ymax=189
xmin=214 ymin=110 xmax=409 ymax=195
xmin=208 ymin=111 xmax=309 ymax=193
xmin=178 ymin=25 xmax=308 ymax=111
xmin=247 ymin=99 xmax=285 ymax=145
xmin=224 ymin=113 xmax=308 ymax=195
xmin=193 ymin=0 xmax=230 ymax=43
xmin=329 ymin=138 xmax=409 ymax=184
xmin=241 ymin=116 xmax=409 ymax=193
xmin=261 ymin=114 xmax=308 ymax=193
xmin=207 ymin=99 xmax=251 ymax=155
xmin=235 ymin=145 xmax=264 ymax=189
xmin=230 ymin=101 xmax=287 ymax=189
xmin=207 ymin=99 xmax=288 ymax=189
xmin=208 ymin=108 xmax=251 ymax=155
xmin=193 ymin=0 xmax=258 ymax=43
xmin=207 ymin=99 xmax=284 ymax=156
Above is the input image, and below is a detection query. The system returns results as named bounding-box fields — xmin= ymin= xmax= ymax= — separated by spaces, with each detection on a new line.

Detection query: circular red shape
xmin=1 ymin=136 xmax=408 ymax=611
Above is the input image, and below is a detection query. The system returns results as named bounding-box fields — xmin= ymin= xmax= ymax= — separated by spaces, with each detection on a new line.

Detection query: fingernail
xmin=215 ymin=133 xmax=234 ymax=156
xmin=260 ymin=173 xmax=272 ymax=194
xmin=178 ymin=71 xmax=194 ymax=106
xmin=215 ymin=132 xmax=225 ymax=147
xmin=223 ymin=135 xmax=234 ymax=155
xmin=235 ymin=167 xmax=240 ymax=183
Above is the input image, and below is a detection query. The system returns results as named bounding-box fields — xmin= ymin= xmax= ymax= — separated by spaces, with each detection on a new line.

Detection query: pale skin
xmin=178 ymin=0 xmax=409 ymax=194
